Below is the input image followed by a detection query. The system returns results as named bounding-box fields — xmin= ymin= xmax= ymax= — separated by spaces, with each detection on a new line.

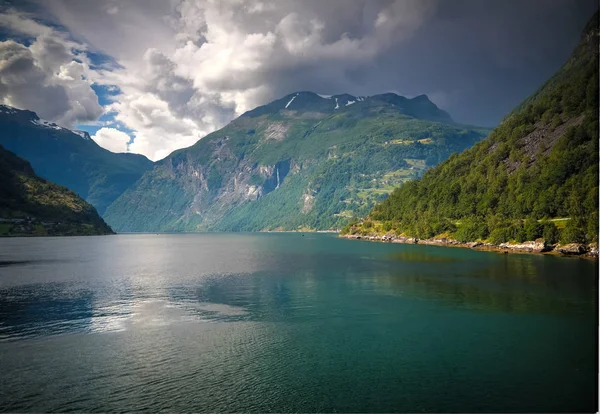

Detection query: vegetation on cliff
xmin=344 ymin=12 xmax=599 ymax=247
xmin=103 ymin=93 xmax=489 ymax=232
xmin=0 ymin=145 xmax=114 ymax=236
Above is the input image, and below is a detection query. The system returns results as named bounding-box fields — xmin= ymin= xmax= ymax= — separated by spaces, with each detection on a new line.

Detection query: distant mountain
xmin=0 ymin=106 xmax=154 ymax=215
xmin=347 ymin=11 xmax=599 ymax=246
xmin=0 ymin=145 xmax=113 ymax=236
xmin=244 ymin=92 xmax=454 ymax=124
xmin=104 ymin=91 xmax=490 ymax=232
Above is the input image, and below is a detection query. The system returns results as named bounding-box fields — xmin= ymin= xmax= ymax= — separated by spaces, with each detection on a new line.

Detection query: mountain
xmin=243 ymin=92 xmax=454 ymax=124
xmin=345 ymin=11 xmax=599 ymax=247
xmin=0 ymin=106 xmax=154 ymax=215
xmin=0 ymin=145 xmax=113 ymax=236
xmin=104 ymin=92 xmax=490 ymax=232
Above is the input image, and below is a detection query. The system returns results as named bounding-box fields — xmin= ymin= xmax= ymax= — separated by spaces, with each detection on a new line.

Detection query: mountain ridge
xmin=241 ymin=91 xmax=453 ymax=124
xmin=103 ymin=87 xmax=489 ymax=232
xmin=0 ymin=105 xmax=154 ymax=215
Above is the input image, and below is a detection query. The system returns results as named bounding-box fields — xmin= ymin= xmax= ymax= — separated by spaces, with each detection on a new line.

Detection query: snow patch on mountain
xmin=30 ymin=119 xmax=63 ymax=130
xmin=0 ymin=105 xmax=17 ymax=114
xmin=285 ymin=93 xmax=299 ymax=109
xmin=73 ymin=130 xmax=90 ymax=140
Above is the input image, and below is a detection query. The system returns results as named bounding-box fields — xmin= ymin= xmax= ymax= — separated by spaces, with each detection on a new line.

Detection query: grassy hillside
xmin=104 ymin=93 xmax=490 ymax=232
xmin=0 ymin=106 xmax=153 ymax=215
xmin=344 ymin=11 xmax=599 ymax=246
xmin=0 ymin=145 xmax=114 ymax=236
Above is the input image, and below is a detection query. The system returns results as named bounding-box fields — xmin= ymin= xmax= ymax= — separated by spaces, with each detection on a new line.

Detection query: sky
xmin=0 ymin=0 xmax=596 ymax=161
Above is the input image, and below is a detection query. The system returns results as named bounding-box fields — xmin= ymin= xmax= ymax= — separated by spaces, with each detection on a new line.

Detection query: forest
xmin=343 ymin=14 xmax=599 ymax=246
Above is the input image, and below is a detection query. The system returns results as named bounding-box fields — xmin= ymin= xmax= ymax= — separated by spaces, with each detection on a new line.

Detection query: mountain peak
xmin=370 ymin=92 xmax=452 ymax=123
xmin=73 ymin=130 xmax=91 ymax=140
xmin=0 ymin=104 xmax=154 ymax=215
xmin=0 ymin=104 xmax=38 ymax=122
xmin=242 ymin=90 xmax=452 ymax=123
xmin=0 ymin=104 xmax=93 ymax=141
xmin=411 ymin=94 xmax=430 ymax=102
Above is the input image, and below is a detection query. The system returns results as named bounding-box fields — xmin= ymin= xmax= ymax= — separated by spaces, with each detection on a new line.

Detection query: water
xmin=0 ymin=233 xmax=597 ymax=412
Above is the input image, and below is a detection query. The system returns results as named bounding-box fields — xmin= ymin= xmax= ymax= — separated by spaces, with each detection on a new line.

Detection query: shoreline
xmin=340 ymin=233 xmax=599 ymax=260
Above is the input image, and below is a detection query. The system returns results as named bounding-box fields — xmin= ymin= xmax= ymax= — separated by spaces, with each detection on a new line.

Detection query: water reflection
xmin=0 ymin=234 xmax=596 ymax=339
xmin=0 ymin=284 xmax=95 ymax=340
xmin=0 ymin=280 xmax=259 ymax=341
xmin=356 ymin=253 xmax=597 ymax=316
xmin=0 ymin=234 xmax=596 ymax=412
xmin=388 ymin=249 xmax=460 ymax=263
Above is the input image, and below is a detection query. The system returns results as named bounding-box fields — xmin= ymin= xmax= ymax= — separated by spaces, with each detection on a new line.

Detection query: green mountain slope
xmin=0 ymin=106 xmax=154 ymax=215
xmin=0 ymin=145 xmax=114 ymax=236
xmin=104 ymin=92 xmax=490 ymax=232
xmin=346 ymin=11 xmax=599 ymax=246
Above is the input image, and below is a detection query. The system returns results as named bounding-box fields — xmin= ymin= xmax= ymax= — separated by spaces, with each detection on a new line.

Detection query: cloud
xmin=0 ymin=9 xmax=102 ymax=127
xmin=92 ymin=127 xmax=131 ymax=153
xmin=95 ymin=0 xmax=437 ymax=160
xmin=23 ymin=0 xmax=438 ymax=160
xmin=0 ymin=0 xmax=596 ymax=159
xmin=0 ymin=8 xmax=52 ymax=37
xmin=106 ymin=90 xmax=203 ymax=161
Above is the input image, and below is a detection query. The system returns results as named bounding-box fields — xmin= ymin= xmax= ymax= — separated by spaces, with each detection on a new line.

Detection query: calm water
xmin=0 ymin=233 xmax=597 ymax=412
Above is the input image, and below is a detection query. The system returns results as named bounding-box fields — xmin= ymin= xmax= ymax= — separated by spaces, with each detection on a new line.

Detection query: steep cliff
xmin=104 ymin=92 xmax=489 ymax=231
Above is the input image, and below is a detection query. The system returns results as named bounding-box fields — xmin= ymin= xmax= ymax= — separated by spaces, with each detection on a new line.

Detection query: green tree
xmin=541 ymin=221 xmax=560 ymax=244
xmin=524 ymin=217 xmax=543 ymax=241
xmin=561 ymin=218 xmax=585 ymax=244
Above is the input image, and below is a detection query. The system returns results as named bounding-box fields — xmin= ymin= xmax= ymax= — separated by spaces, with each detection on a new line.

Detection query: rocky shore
xmin=340 ymin=233 xmax=598 ymax=259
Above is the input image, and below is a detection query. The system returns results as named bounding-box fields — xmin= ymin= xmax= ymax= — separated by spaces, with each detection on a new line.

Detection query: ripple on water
xmin=0 ymin=234 xmax=596 ymax=413
xmin=0 ymin=281 xmax=250 ymax=341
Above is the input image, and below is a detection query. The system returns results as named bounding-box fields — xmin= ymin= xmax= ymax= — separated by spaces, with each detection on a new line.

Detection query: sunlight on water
xmin=0 ymin=234 xmax=596 ymax=412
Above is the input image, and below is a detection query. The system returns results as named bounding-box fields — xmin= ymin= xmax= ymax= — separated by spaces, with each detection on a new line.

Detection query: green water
xmin=0 ymin=233 xmax=597 ymax=412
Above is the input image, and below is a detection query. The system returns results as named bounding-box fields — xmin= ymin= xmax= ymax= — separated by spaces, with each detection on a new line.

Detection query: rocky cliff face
xmin=103 ymin=92 xmax=490 ymax=232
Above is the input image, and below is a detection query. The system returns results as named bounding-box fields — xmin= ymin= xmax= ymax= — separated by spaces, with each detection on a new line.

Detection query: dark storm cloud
xmin=327 ymin=0 xmax=598 ymax=125
xmin=0 ymin=0 xmax=596 ymax=159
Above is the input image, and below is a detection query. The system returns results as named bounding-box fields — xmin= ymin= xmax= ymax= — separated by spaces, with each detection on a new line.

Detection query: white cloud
xmin=1 ymin=0 xmax=438 ymax=159
xmin=0 ymin=9 xmax=52 ymax=37
xmin=92 ymin=127 xmax=131 ymax=153
xmin=0 ymin=9 xmax=102 ymax=127
xmin=106 ymin=91 xmax=203 ymax=161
